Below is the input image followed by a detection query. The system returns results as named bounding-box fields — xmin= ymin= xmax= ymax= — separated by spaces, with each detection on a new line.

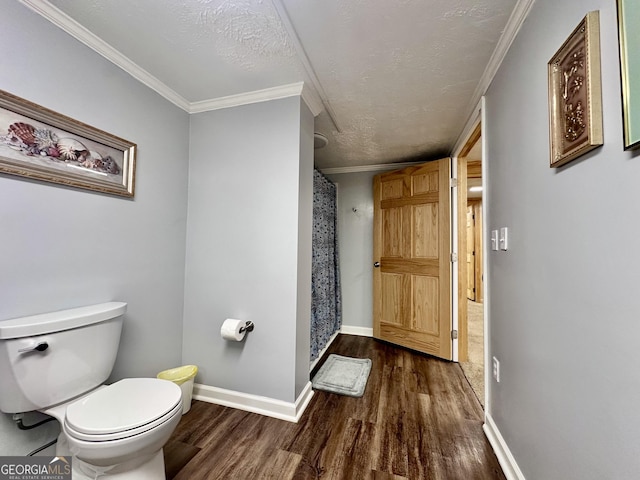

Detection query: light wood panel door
xmin=373 ymin=159 xmax=452 ymax=360
xmin=469 ymin=200 xmax=484 ymax=303
xmin=466 ymin=205 xmax=476 ymax=301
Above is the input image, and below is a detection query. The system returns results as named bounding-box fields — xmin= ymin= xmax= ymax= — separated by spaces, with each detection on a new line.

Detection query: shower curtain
xmin=311 ymin=170 xmax=342 ymax=361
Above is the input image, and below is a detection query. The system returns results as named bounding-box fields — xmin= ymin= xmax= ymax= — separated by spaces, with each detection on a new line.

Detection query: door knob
xmin=374 ymin=262 xmax=380 ymax=268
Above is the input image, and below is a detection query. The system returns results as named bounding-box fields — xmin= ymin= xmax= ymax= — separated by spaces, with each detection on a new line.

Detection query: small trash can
xmin=157 ymin=365 xmax=198 ymax=414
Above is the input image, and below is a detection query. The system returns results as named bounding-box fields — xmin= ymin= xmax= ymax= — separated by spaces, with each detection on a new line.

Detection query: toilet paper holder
xmin=239 ymin=321 xmax=254 ymax=334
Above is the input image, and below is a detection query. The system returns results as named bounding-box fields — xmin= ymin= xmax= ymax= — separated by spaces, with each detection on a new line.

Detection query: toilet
xmin=0 ymin=302 xmax=183 ymax=479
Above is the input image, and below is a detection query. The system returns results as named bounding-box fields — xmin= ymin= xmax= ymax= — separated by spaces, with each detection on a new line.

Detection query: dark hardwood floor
xmin=164 ymin=335 xmax=505 ymax=479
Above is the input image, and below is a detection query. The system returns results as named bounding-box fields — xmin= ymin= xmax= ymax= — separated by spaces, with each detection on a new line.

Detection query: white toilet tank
xmin=0 ymin=302 xmax=126 ymax=413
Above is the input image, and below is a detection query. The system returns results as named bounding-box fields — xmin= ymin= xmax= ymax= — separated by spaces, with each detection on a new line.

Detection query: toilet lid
xmin=65 ymin=378 xmax=182 ymax=435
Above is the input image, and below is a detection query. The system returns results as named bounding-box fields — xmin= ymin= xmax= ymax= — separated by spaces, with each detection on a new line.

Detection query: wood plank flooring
xmin=164 ymin=335 xmax=505 ymax=479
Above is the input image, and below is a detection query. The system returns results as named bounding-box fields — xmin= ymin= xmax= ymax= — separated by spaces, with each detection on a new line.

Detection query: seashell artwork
xmin=3 ymin=123 xmax=62 ymax=157
xmin=88 ymin=150 xmax=102 ymax=161
xmin=57 ymin=137 xmax=89 ymax=161
xmin=77 ymin=151 xmax=120 ymax=174
xmin=100 ymin=156 xmax=120 ymax=175
xmin=8 ymin=122 xmax=37 ymax=146
xmin=0 ymin=88 xmax=136 ymax=196
xmin=1 ymin=126 xmax=120 ymax=174
xmin=34 ymin=128 xmax=59 ymax=151
xmin=46 ymin=146 xmax=60 ymax=157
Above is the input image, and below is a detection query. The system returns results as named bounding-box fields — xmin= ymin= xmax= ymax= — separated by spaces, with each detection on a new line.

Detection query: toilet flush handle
xmin=18 ymin=342 xmax=49 ymax=353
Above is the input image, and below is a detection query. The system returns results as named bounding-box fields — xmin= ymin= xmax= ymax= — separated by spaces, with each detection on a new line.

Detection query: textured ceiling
xmin=42 ymin=0 xmax=517 ymax=169
xmin=47 ymin=0 xmax=304 ymax=99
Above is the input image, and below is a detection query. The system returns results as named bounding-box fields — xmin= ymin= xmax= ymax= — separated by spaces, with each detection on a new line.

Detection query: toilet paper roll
xmin=221 ymin=318 xmax=247 ymax=341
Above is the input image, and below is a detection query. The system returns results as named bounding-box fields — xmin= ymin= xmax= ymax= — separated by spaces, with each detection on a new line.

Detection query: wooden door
xmin=466 ymin=205 xmax=476 ymax=300
xmin=471 ymin=200 xmax=484 ymax=303
xmin=373 ymin=159 xmax=452 ymax=360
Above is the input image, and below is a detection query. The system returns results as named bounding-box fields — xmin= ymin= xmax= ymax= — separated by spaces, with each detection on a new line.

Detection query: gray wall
xmin=295 ymin=101 xmax=314 ymax=397
xmin=183 ymin=96 xmax=313 ymax=403
xmin=326 ymin=171 xmax=377 ymax=329
xmin=0 ymin=1 xmax=189 ymax=455
xmin=486 ymin=0 xmax=640 ymax=478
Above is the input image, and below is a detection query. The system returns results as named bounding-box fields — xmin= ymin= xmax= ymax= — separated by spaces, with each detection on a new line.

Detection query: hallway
xmin=461 ymin=300 xmax=485 ymax=406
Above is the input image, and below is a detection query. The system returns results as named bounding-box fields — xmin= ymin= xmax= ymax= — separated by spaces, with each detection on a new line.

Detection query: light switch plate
xmin=499 ymin=227 xmax=508 ymax=251
xmin=491 ymin=230 xmax=498 ymax=251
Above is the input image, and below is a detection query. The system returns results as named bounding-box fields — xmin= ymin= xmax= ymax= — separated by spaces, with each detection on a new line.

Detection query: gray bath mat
xmin=312 ymin=354 xmax=371 ymax=397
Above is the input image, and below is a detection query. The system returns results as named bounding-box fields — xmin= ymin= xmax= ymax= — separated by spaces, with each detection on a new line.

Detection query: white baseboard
xmin=483 ymin=414 xmax=526 ymax=480
xmin=340 ymin=325 xmax=373 ymax=337
xmin=193 ymin=381 xmax=314 ymax=423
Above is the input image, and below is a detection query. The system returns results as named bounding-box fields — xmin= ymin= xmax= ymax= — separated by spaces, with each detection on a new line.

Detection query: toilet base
xmin=71 ymin=449 xmax=166 ymax=480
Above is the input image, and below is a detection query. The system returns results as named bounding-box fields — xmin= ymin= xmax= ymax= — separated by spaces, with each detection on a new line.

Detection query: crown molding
xmin=24 ymin=0 xmax=530 ymax=137
xmin=21 ymin=0 xmax=325 ymax=117
xmin=301 ymin=83 xmax=324 ymax=117
xmin=190 ymin=82 xmax=323 ymax=116
xmin=453 ymin=0 xmax=535 ymax=151
xmin=320 ymin=161 xmax=425 ymax=175
xmin=189 ymin=82 xmax=319 ymax=115
xmin=18 ymin=0 xmax=191 ymax=112
xmin=270 ymin=0 xmax=339 ymax=131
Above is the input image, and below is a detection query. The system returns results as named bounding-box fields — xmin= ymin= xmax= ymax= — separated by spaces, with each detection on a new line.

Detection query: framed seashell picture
xmin=0 ymin=89 xmax=136 ymax=197
xmin=547 ymin=11 xmax=603 ymax=168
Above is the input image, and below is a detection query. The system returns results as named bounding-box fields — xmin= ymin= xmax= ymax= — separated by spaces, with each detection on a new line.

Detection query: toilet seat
xmin=64 ymin=378 xmax=182 ymax=442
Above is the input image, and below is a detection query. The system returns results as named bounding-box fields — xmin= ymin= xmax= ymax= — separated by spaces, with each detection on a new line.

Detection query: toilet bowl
xmin=0 ymin=302 xmax=185 ymax=480
xmin=43 ymin=378 xmax=183 ymax=479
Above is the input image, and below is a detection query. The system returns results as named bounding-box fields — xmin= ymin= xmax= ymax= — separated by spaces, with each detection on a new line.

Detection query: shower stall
xmin=310 ymin=170 xmax=341 ymax=361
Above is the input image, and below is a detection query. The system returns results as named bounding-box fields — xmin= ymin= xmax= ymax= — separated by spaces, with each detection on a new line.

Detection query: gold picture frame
xmin=616 ymin=0 xmax=640 ymax=150
xmin=548 ymin=11 xmax=603 ymax=168
xmin=0 ymin=89 xmax=136 ymax=197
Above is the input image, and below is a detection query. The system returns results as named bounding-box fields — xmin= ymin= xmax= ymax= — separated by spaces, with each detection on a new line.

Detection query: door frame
xmin=451 ymin=100 xmax=484 ymax=340
xmin=451 ymin=151 xmax=467 ymax=361
xmin=451 ymin=96 xmax=490 ymax=411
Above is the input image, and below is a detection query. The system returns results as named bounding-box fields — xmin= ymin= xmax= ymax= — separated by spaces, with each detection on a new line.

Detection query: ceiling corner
xmin=453 ymin=0 xmax=536 ymax=152
xmin=18 ymin=0 xmax=190 ymax=112
xmin=301 ymin=83 xmax=324 ymax=117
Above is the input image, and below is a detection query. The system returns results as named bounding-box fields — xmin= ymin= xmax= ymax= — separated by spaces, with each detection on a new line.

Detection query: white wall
xmin=0 ymin=1 xmax=189 ymax=455
xmin=486 ymin=0 xmax=640 ymax=478
xmin=183 ymin=96 xmax=313 ymax=403
xmin=326 ymin=171 xmax=377 ymax=329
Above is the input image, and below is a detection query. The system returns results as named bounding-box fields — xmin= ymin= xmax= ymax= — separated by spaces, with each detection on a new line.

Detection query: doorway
xmin=458 ymin=124 xmax=485 ymax=406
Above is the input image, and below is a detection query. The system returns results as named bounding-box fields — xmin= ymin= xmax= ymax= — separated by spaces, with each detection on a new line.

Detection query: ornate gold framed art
xmin=548 ymin=11 xmax=603 ymax=168
xmin=0 ymin=89 xmax=136 ymax=197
